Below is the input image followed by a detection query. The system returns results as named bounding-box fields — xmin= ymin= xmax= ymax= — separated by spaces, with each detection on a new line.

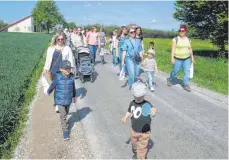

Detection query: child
xmin=122 ymin=82 xmax=157 ymax=159
xmin=46 ymin=60 xmax=77 ymax=140
xmin=149 ymin=41 xmax=155 ymax=50
xmin=142 ymin=49 xmax=158 ymax=92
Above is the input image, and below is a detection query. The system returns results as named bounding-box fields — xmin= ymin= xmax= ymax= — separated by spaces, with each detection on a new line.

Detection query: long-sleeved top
xmin=71 ymin=33 xmax=86 ymax=48
xmin=44 ymin=45 xmax=75 ymax=72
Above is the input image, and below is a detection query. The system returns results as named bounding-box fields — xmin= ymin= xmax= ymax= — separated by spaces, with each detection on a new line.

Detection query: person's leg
xmin=125 ymin=58 xmax=135 ymax=88
xmin=94 ymin=45 xmax=98 ymax=63
xmin=183 ymin=58 xmax=191 ymax=91
xmin=137 ymin=132 xmax=151 ymax=159
xmin=58 ymin=105 xmax=70 ymax=140
xmin=147 ymin=72 xmax=153 ymax=88
xmin=131 ymin=129 xmax=140 ymax=159
xmin=134 ymin=62 xmax=140 ymax=82
xmin=88 ymin=45 xmax=94 ymax=63
xmin=118 ymin=47 xmax=122 ymax=71
xmin=168 ymin=58 xmax=182 ymax=83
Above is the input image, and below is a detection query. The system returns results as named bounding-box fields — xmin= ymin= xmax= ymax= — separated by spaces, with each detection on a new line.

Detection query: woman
xmin=111 ymin=30 xmax=118 ymax=66
xmin=122 ymin=28 xmax=143 ymax=89
xmin=167 ymin=25 xmax=194 ymax=92
xmin=86 ymin=26 xmax=100 ymax=64
xmin=116 ymin=26 xmax=128 ymax=72
xmin=43 ymin=32 xmax=75 ymax=112
xmin=98 ymin=27 xmax=106 ymax=64
xmin=135 ymin=26 xmax=145 ymax=55
xmin=71 ymin=27 xmax=87 ymax=48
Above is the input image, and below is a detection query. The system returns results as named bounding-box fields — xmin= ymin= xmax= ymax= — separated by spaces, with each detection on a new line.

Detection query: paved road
xmin=74 ymin=53 xmax=228 ymax=159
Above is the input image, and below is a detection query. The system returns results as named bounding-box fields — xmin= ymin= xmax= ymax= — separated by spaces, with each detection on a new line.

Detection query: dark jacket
xmin=47 ymin=71 xmax=76 ymax=105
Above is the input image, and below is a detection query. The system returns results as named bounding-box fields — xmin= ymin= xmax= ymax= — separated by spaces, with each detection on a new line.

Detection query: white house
xmin=0 ymin=15 xmax=35 ymax=33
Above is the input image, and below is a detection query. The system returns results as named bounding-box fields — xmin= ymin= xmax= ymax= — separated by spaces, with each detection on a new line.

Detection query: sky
xmin=0 ymin=0 xmax=181 ymax=31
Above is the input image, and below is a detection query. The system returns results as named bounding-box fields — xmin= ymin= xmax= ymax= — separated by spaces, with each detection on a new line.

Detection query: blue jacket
xmin=47 ymin=71 xmax=76 ymax=105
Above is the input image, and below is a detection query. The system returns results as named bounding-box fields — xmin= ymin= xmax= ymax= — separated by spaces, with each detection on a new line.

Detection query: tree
xmin=63 ymin=22 xmax=77 ymax=29
xmin=174 ymin=1 xmax=228 ymax=51
xmin=32 ymin=0 xmax=64 ymax=33
xmin=0 ymin=20 xmax=8 ymax=29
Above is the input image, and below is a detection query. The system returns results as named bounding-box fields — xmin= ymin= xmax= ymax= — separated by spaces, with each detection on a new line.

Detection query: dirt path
xmin=13 ymin=79 xmax=93 ymax=159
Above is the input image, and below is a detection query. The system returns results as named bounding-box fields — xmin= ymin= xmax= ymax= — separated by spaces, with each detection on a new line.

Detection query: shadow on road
xmin=76 ymin=87 xmax=87 ymax=99
xmin=171 ymin=77 xmax=184 ymax=88
xmin=67 ymin=107 xmax=92 ymax=133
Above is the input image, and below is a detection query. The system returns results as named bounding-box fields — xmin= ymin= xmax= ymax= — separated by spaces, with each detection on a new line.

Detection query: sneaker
xmin=184 ymin=84 xmax=191 ymax=92
xmin=55 ymin=105 xmax=59 ymax=113
xmin=150 ymin=86 xmax=155 ymax=92
xmin=167 ymin=78 xmax=172 ymax=86
xmin=63 ymin=131 xmax=70 ymax=141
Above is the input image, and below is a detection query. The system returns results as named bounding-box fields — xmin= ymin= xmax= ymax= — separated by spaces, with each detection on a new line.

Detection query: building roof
xmin=0 ymin=15 xmax=32 ymax=32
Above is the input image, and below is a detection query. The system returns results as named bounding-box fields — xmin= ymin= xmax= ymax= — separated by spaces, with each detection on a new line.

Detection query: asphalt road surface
xmin=74 ymin=52 xmax=228 ymax=159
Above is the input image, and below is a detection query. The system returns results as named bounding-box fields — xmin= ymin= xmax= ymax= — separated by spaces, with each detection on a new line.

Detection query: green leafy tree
xmin=32 ymin=0 xmax=64 ymax=33
xmin=174 ymin=1 xmax=228 ymax=51
xmin=63 ymin=22 xmax=77 ymax=29
xmin=0 ymin=20 xmax=8 ymax=29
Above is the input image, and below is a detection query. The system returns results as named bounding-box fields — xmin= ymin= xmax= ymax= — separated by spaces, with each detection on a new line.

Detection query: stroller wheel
xmin=90 ymin=76 xmax=93 ymax=83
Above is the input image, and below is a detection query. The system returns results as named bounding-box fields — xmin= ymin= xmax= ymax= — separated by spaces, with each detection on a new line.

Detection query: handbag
xmin=48 ymin=49 xmax=62 ymax=81
xmin=129 ymin=39 xmax=142 ymax=63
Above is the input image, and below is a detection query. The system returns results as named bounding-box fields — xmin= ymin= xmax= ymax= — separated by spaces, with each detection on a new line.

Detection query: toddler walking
xmin=122 ymin=82 xmax=157 ymax=159
xmin=46 ymin=60 xmax=77 ymax=140
xmin=142 ymin=49 xmax=158 ymax=91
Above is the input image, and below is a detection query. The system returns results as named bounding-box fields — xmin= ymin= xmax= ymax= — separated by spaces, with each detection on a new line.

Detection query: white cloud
xmin=148 ymin=20 xmax=157 ymax=24
xmin=84 ymin=3 xmax=91 ymax=7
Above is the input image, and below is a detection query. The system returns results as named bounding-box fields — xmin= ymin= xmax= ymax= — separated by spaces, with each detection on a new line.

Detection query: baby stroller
xmin=74 ymin=46 xmax=94 ymax=83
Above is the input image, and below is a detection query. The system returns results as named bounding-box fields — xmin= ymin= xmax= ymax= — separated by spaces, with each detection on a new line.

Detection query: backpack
xmin=175 ymin=36 xmax=191 ymax=44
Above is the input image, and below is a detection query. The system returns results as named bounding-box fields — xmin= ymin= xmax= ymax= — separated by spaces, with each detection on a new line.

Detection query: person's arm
xmin=141 ymin=39 xmax=145 ymax=55
xmin=98 ymin=34 xmax=101 ymax=48
xmin=47 ymin=78 xmax=58 ymax=94
xmin=122 ymin=40 xmax=128 ymax=66
xmin=66 ymin=46 xmax=75 ymax=73
xmin=154 ymin=60 xmax=158 ymax=74
xmin=171 ymin=39 xmax=176 ymax=64
xmin=189 ymin=40 xmax=194 ymax=63
xmin=43 ymin=47 xmax=53 ymax=74
xmin=122 ymin=112 xmax=131 ymax=124
xmin=116 ymin=39 xmax=119 ymax=57
xmin=86 ymin=32 xmax=90 ymax=45
xmin=138 ymin=42 xmax=143 ymax=58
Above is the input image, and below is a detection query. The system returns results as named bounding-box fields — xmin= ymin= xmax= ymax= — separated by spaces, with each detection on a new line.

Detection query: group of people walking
xmin=42 ymin=24 xmax=194 ymax=159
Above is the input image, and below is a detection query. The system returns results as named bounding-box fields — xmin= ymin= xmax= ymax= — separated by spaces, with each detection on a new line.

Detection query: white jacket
xmin=43 ymin=45 xmax=75 ymax=72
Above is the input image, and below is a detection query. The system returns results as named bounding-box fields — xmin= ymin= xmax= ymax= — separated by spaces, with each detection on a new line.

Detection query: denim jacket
xmin=122 ymin=37 xmax=142 ymax=58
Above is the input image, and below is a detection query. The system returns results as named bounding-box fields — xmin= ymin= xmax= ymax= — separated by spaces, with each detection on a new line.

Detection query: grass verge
xmin=144 ymin=38 xmax=228 ymax=95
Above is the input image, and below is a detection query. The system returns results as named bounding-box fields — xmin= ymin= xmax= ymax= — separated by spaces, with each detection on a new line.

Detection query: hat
xmin=131 ymin=82 xmax=147 ymax=97
xmin=147 ymin=49 xmax=155 ymax=55
xmin=60 ymin=60 xmax=72 ymax=70
xmin=129 ymin=28 xmax=135 ymax=32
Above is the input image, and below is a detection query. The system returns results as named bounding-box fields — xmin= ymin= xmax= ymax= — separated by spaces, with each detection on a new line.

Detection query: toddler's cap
xmin=131 ymin=82 xmax=147 ymax=97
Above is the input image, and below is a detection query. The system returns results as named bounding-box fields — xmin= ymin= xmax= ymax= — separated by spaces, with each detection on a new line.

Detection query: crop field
xmin=0 ymin=32 xmax=51 ymax=156
xmin=144 ymin=38 xmax=228 ymax=95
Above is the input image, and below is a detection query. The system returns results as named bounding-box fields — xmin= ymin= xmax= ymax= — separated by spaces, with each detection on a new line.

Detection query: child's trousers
xmin=131 ymin=129 xmax=151 ymax=159
xmin=58 ymin=105 xmax=70 ymax=132
xmin=147 ymin=71 xmax=155 ymax=88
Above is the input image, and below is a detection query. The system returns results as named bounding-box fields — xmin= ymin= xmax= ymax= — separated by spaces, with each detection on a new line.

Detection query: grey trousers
xmin=58 ymin=105 xmax=70 ymax=132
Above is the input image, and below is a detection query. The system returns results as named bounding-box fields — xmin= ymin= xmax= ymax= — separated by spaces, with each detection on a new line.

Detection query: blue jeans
xmin=118 ymin=47 xmax=127 ymax=73
xmin=169 ymin=57 xmax=191 ymax=85
xmin=88 ymin=45 xmax=98 ymax=63
xmin=112 ymin=48 xmax=118 ymax=65
xmin=147 ymin=71 xmax=155 ymax=88
xmin=125 ymin=57 xmax=140 ymax=88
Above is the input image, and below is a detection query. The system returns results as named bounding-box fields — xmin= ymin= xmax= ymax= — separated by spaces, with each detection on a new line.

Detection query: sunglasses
xmin=179 ymin=30 xmax=185 ymax=32
xmin=57 ymin=38 xmax=64 ymax=41
xmin=130 ymin=31 xmax=136 ymax=34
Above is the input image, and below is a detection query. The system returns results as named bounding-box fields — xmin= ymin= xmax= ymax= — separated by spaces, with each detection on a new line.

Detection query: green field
xmin=0 ymin=32 xmax=51 ymax=158
xmin=144 ymin=38 xmax=228 ymax=95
